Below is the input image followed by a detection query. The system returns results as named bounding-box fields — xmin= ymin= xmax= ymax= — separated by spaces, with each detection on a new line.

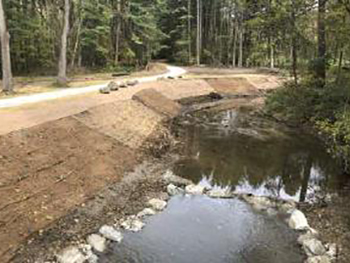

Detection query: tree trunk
xmin=0 ymin=0 xmax=13 ymax=93
xmin=196 ymin=0 xmax=201 ymax=65
xmin=115 ymin=0 xmax=122 ymax=65
xmin=188 ymin=0 xmax=191 ymax=65
xmin=238 ymin=26 xmax=243 ymax=67
xmin=317 ymin=0 xmax=326 ymax=86
xmin=232 ymin=23 xmax=238 ymax=67
xmin=291 ymin=0 xmax=298 ymax=85
xmin=57 ymin=0 xmax=70 ymax=86
xmin=71 ymin=17 xmax=82 ymax=70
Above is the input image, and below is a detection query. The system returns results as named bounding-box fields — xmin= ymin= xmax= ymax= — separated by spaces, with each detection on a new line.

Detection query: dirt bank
xmin=0 ymin=72 xmax=280 ymax=262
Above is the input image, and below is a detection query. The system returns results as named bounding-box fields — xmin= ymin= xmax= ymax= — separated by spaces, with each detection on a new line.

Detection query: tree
xmin=317 ymin=0 xmax=327 ymax=86
xmin=0 ymin=0 xmax=13 ymax=93
xmin=57 ymin=0 xmax=70 ymax=86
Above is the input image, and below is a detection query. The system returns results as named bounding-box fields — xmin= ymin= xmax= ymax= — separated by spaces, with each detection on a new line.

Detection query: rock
xmin=298 ymin=233 xmax=315 ymax=245
xmin=148 ymin=198 xmax=167 ymax=211
xmin=137 ymin=208 xmax=156 ymax=218
xmin=119 ymin=82 xmax=128 ymax=88
xmin=99 ymin=225 xmax=123 ymax=243
xmin=87 ymin=234 xmax=106 ymax=253
xmin=288 ymin=209 xmax=309 ymax=230
xmin=99 ymin=86 xmax=110 ymax=94
xmin=207 ymin=188 xmax=232 ymax=198
xmin=305 ymin=256 xmax=331 ymax=263
xmin=325 ymin=243 xmax=337 ymax=259
xmin=126 ymin=80 xmax=139 ymax=86
xmin=303 ymin=239 xmax=326 ymax=256
xmin=108 ymin=81 xmax=119 ymax=91
xmin=266 ymin=208 xmax=278 ymax=216
xmin=278 ymin=201 xmax=296 ymax=213
xmin=56 ymin=247 xmax=86 ymax=263
xmin=121 ymin=216 xmax=145 ymax=232
xmin=185 ymin=184 xmax=205 ymax=195
xmin=163 ymin=170 xmax=192 ymax=186
xmin=167 ymin=184 xmax=184 ymax=196
xmin=167 ymin=76 xmax=175 ymax=79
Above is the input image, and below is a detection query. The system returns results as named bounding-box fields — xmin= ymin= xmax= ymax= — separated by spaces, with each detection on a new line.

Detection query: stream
xmin=99 ymin=109 xmax=346 ymax=263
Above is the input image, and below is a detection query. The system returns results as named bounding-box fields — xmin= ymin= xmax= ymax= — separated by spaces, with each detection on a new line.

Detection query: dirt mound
xmin=206 ymin=78 xmax=259 ymax=96
xmin=73 ymin=100 xmax=166 ymax=149
xmin=133 ymin=89 xmax=181 ymax=118
xmin=0 ymin=117 xmax=138 ymax=262
xmin=139 ymin=79 xmax=215 ymax=100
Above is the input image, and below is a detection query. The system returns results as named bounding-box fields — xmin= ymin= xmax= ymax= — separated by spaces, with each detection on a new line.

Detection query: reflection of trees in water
xmin=174 ymin=112 xmax=343 ymax=199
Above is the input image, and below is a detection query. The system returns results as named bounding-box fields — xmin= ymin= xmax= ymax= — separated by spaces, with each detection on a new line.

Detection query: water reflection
xmin=173 ymin=110 xmax=345 ymax=202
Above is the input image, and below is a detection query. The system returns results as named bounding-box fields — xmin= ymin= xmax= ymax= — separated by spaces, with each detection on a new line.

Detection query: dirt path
xmin=0 ymin=65 xmax=186 ymax=109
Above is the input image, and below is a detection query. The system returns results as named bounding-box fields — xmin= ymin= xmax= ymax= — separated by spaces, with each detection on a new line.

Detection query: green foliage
xmin=265 ymin=77 xmax=350 ymax=171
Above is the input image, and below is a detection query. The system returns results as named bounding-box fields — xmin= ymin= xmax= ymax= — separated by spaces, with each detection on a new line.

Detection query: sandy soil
xmin=0 ymin=67 xmax=282 ymax=262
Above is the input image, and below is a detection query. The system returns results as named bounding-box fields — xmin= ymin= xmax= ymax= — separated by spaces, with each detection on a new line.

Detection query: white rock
xmin=207 ymin=188 xmax=232 ymax=198
xmin=137 ymin=208 xmax=156 ymax=218
xmin=167 ymin=184 xmax=184 ymax=196
xmin=288 ymin=209 xmax=309 ymax=230
xmin=298 ymin=233 xmax=315 ymax=245
xmin=148 ymin=198 xmax=167 ymax=211
xmin=305 ymin=255 xmax=331 ymax=263
xmin=325 ymin=243 xmax=337 ymax=259
xmin=56 ymin=247 xmax=86 ymax=263
xmin=99 ymin=225 xmax=123 ymax=242
xmin=121 ymin=217 xmax=145 ymax=232
xmin=279 ymin=202 xmax=296 ymax=213
xmin=266 ymin=208 xmax=278 ymax=216
xmin=303 ymin=239 xmax=326 ymax=256
xmin=87 ymin=234 xmax=106 ymax=253
xmin=185 ymin=184 xmax=205 ymax=195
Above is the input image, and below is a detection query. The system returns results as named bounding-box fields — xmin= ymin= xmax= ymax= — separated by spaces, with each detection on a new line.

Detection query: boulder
xmin=163 ymin=170 xmax=192 ymax=186
xmin=305 ymin=256 xmax=331 ymax=263
xmin=119 ymin=82 xmax=128 ymax=88
xmin=137 ymin=208 xmax=156 ymax=218
xmin=57 ymin=246 xmax=88 ymax=263
xmin=99 ymin=225 xmax=123 ymax=243
xmin=127 ymin=80 xmax=139 ymax=86
xmin=325 ymin=243 xmax=337 ymax=260
xmin=121 ymin=216 xmax=145 ymax=232
xmin=207 ymin=188 xmax=232 ymax=198
xmin=167 ymin=184 xmax=184 ymax=196
xmin=87 ymin=234 xmax=106 ymax=253
xmin=185 ymin=184 xmax=205 ymax=195
xmin=303 ymin=239 xmax=326 ymax=256
xmin=288 ymin=209 xmax=309 ymax=230
xmin=99 ymin=86 xmax=110 ymax=94
xmin=148 ymin=198 xmax=167 ymax=211
xmin=297 ymin=233 xmax=315 ymax=245
xmin=108 ymin=81 xmax=119 ymax=91
xmin=278 ymin=201 xmax=296 ymax=214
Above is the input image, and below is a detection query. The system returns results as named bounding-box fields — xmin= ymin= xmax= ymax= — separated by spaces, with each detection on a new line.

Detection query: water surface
xmin=173 ymin=110 xmax=346 ymax=202
xmin=101 ymin=195 xmax=304 ymax=263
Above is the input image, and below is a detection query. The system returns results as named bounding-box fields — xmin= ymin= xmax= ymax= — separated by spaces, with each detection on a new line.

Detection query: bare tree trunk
xmin=71 ymin=17 xmax=82 ymax=70
xmin=196 ymin=0 xmax=201 ymax=65
xmin=317 ymin=0 xmax=327 ymax=86
xmin=188 ymin=0 xmax=191 ymax=64
xmin=57 ymin=0 xmax=70 ymax=86
xmin=115 ymin=0 xmax=122 ymax=65
xmin=270 ymin=39 xmax=275 ymax=69
xmin=232 ymin=23 xmax=238 ymax=67
xmin=0 ymin=0 xmax=13 ymax=93
xmin=238 ymin=26 xmax=243 ymax=67
xmin=291 ymin=0 xmax=298 ymax=85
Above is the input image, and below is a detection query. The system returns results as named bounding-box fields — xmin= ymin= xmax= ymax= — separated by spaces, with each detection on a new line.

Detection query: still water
xmin=100 ymin=195 xmax=304 ymax=263
xmin=99 ymin=109 xmax=346 ymax=263
xmin=173 ymin=109 xmax=346 ymax=202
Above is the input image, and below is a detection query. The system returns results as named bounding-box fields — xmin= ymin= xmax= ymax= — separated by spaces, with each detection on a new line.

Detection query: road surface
xmin=0 ymin=65 xmax=186 ymax=109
